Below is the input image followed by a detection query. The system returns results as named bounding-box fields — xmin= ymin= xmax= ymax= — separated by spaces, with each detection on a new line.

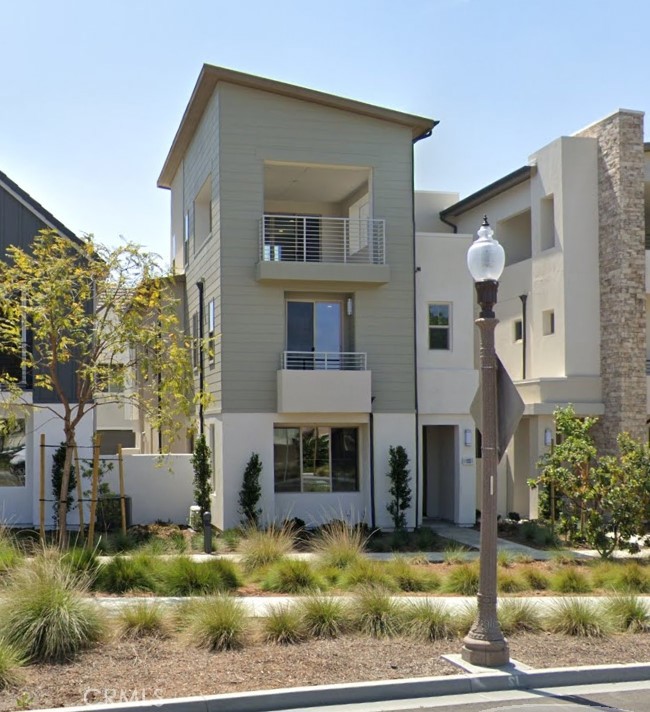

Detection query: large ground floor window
xmin=274 ymin=426 xmax=359 ymax=493
xmin=0 ymin=419 xmax=25 ymax=487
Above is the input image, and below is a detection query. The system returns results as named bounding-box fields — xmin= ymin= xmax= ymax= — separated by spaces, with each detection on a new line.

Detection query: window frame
xmin=208 ymin=299 xmax=216 ymax=365
xmin=273 ymin=425 xmax=359 ymax=493
xmin=428 ymin=302 xmax=451 ymax=351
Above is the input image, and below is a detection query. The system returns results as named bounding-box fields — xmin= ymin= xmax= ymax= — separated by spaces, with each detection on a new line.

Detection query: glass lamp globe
xmin=467 ymin=216 xmax=505 ymax=282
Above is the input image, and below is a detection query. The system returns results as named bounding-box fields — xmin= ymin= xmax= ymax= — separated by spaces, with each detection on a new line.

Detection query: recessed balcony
xmin=277 ymin=350 xmax=372 ymax=413
xmin=256 ymin=215 xmax=390 ymax=285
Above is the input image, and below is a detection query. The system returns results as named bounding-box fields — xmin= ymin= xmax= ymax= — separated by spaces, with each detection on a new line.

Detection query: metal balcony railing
xmin=282 ymin=351 xmax=367 ymax=371
xmin=260 ymin=215 xmax=385 ymax=265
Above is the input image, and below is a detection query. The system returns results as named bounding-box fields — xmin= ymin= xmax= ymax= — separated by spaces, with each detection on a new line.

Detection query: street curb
xmin=35 ymin=662 xmax=650 ymax=712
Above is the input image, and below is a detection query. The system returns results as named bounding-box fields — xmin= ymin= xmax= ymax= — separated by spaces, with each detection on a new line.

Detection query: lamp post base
xmin=461 ymin=636 xmax=510 ymax=668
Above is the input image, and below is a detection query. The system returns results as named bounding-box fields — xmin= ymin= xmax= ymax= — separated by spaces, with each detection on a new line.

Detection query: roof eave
xmin=439 ymin=165 xmax=533 ymax=220
xmin=158 ymin=64 xmax=437 ymax=188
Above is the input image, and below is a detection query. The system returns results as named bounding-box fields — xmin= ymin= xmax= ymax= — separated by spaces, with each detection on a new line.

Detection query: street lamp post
xmin=462 ymin=215 xmax=510 ymax=668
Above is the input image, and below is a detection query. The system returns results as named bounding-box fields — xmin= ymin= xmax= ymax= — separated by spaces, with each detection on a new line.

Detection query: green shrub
xmin=184 ymin=596 xmax=248 ymax=651
xmin=604 ymin=595 xmax=650 ymax=633
xmin=108 ymin=531 xmax=139 ymax=553
xmin=191 ymin=434 xmax=212 ymax=518
xmin=157 ymin=557 xmax=242 ymax=596
xmin=62 ymin=548 xmax=100 ymax=582
xmin=443 ymin=563 xmax=479 ymax=595
xmin=614 ymin=563 xmax=650 ymax=593
xmin=454 ymin=603 xmax=478 ymax=636
xmin=403 ymin=601 xmax=456 ymax=641
xmin=497 ymin=551 xmax=515 ymax=568
xmin=0 ymin=638 xmax=24 ymax=690
xmin=544 ymin=599 xmax=610 ymax=637
xmin=261 ymin=604 xmax=305 ymax=645
xmin=97 ymin=554 xmax=157 ymax=594
xmin=0 ymin=529 xmax=20 ymax=574
xmin=497 ymin=570 xmax=528 ymax=593
xmin=238 ymin=525 xmax=295 ymax=572
xmin=0 ymin=555 xmax=105 ymax=662
xmin=551 ymin=567 xmax=593 ymax=593
xmin=342 ymin=559 xmax=397 ymax=591
xmin=118 ymin=603 xmax=169 ymax=639
xmin=412 ymin=527 xmax=441 ymax=551
xmin=239 ymin=453 xmax=262 ymax=526
xmin=497 ymin=600 xmax=542 ymax=635
xmin=350 ymin=587 xmax=402 ymax=638
xmin=310 ymin=521 xmax=367 ymax=570
xmin=298 ymin=596 xmax=350 ymax=639
xmin=261 ymin=559 xmax=322 ymax=593
xmin=520 ymin=566 xmax=551 ymax=591
xmin=442 ymin=544 xmax=469 ymax=565
xmin=386 ymin=557 xmax=439 ymax=592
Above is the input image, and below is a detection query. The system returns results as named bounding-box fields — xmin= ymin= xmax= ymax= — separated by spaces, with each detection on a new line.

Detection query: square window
xmin=514 ymin=319 xmax=523 ymax=342
xmin=428 ymin=303 xmax=450 ymax=350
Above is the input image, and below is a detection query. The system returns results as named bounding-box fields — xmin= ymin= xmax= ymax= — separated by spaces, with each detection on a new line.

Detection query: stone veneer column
xmin=577 ymin=110 xmax=646 ymax=453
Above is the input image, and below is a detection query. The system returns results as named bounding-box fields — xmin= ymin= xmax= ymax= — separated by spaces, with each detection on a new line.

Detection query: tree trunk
xmin=57 ymin=434 xmax=76 ymax=548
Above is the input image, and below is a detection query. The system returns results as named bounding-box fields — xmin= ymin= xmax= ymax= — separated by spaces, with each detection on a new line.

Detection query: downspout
xmin=369 ymin=400 xmax=376 ymax=529
xmin=196 ymin=281 xmax=205 ymax=436
xmin=519 ymin=294 xmax=528 ymax=380
xmin=411 ymin=125 xmax=436 ymax=529
xmin=439 ymin=213 xmax=458 ymax=233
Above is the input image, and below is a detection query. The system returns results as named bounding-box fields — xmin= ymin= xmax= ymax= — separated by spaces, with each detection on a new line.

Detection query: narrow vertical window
xmin=192 ymin=312 xmax=199 ymax=368
xmin=183 ymin=210 xmax=190 ymax=266
xmin=543 ymin=309 xmax=555 ymax=336
xmin=514 ymin=319 xmax=523 ymax=342
xmin=428 ymin=303 xmax=451 ymax=350
xmin=208 ymin=299 xmax=215 ymax=364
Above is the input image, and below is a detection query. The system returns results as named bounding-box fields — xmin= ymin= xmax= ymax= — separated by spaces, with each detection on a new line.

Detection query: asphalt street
xmin=279 ymin=681 xmax=650 ymax=712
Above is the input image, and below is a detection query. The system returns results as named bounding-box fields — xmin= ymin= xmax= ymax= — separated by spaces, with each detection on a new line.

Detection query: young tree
xmin=239 ymin=452 xmax=262 ymax=526
xmin=0 ymin=229 xmax=200 ymax=545
xmin=386 ymin=445 xmax=411 ymax=531
xmin=191 ymin=434 xmax=212 ymax=517
xmin=51 ymin=443 xmax=76 ymax=526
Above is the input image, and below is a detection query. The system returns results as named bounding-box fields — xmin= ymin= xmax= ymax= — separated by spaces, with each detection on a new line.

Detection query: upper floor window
xmin=183 ymin=210 xmax=190 ymax=266
xmin=208 ymin=299 xmax=215 ymax=365
xmin=514 ymin=319 xmax=523 ymax=342
xmin=428 ymin=303 xmax=451 ymax=350
xmin=194 ymin=176 xmax=212 ymax=253
xmin=192 ymin=312 xmax=199 ymax=368
xmin=540 ymin=195 xmax=556 ymax=251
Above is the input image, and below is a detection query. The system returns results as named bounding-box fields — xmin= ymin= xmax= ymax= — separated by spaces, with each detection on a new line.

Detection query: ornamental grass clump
xmin=442 ymin=543 xmax=470 ymax=565
xmin=61 ymin=547 xmax=101 ymax=583
xmin=603 ymin=595 xmax=650 ymax=633
xmin=402 ymin=600 xmax=456 ymax=641
xmin=310 ymin=520 xmax=368 ymax=570
xmin=117 ymin=603 xmax=170 ymax=639
xmin=238 ymin=524 xmax=295 ymax=572
xmin=544 ymin=598 xmax=610 ymax=637
xmin=342 ymin=558 xmax=397 ymax=591
xmin=454 ymin=603 xmax=478 ymax=636
xmin=0 ymin=553 xmax=105 ymax=663
xmin=350 ymin=587 xmax=402 ymax=638
xmin=298 ymin=596 xmax=350 ymax=639
xmin=157 ymin=557 xmax=242 ymax=596
xmin=520 ymin=565 xmax=551 ymax=591
xmin=497 ymin=599 xmax=542 ymax=635
xmin=443 ymin=563 xmax=479 ymax=595
xmin=261 ymin=604 xmax=305 ymax=645
xmin=550 ymin=566 xmax=593 ymax=594
xmin=613 ymin=562 xmax=650 ymax=594
xmin=184 ymin=596 xmax=248 ymax=651
xmin=261 ymin=558 xmax=322 ymax=593
xmin=497 ymin=570 xmax=528 ymax=594
xmin=0 ymin=638 xmax=24 ymax=690
xmin=386 ymin=557 xmax=440 ymax=593
xmin=0 ymin=528 xmax=20 ymax=575
xmin=96 ymin=554 xmax=157 ymax=594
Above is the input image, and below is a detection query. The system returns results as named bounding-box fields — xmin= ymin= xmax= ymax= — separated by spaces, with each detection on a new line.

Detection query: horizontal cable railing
xmin=282 ymin=351 xmax=367 ymax=371
xmin=260 ymin=215 xmax=385 ymax=265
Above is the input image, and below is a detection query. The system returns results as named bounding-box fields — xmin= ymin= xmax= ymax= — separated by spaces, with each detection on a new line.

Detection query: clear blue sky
xmin=2 ymin=0 xmax=649 ymax=257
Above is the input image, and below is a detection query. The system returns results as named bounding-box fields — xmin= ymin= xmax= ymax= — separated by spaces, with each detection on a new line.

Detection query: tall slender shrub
xmin=191 ymin=434 xmax=212 ymax=517
xmin=386 ymin=445 xmax=411 ymax=531
xmin=239 ymin=453 xmax=262 ymax=526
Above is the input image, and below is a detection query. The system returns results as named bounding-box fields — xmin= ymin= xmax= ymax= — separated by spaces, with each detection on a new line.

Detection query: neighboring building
xmin=157 ymin=64 xmax=438 ymax=529
xmin=438 ymin=109 xmax=648 ymax=520
xmin=0 ymin=170 xmax=93 ymax=527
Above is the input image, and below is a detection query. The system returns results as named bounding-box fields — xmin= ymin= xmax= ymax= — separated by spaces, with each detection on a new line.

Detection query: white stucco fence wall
xmin=101 ymin=454 xmax=194 ymax=526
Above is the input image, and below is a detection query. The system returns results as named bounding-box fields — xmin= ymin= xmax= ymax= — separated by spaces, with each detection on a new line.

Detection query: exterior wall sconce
xmin=544 ymin=428 xmax=553 ymax=447
xmin=464 ymin=429 xmax=473 ymax=447
xmin=346 ymin=298 xmax=353 ymax=316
